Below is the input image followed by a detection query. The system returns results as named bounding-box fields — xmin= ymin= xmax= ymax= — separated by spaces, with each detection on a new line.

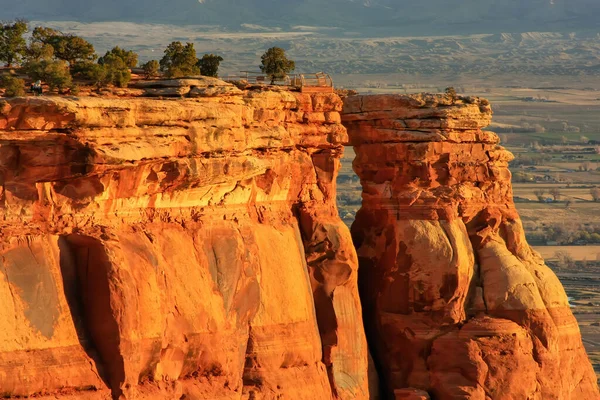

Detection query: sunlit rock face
xmin=3 ymin=85 xmax=597 ymax=400
xmin=0 ymin=87 xmax=369 ymax=400
xmin=342 ymin=93 xmax=600 ymax=400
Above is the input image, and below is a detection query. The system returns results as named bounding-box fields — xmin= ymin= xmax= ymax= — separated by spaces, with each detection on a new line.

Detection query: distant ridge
xmin=2 ymin=0 xmax=600 ymax=35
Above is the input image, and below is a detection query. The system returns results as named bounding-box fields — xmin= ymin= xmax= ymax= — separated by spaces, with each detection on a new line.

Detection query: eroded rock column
xmin=342 ymin=93 xmax=599 ymax=399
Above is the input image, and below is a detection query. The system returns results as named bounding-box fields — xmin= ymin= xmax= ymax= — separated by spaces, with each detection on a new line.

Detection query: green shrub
xmin=25 ymin=59 xmax=72 ymax=92
xmin=142 ymin=60 xmax=160 ymax=79
xmin=197 ymin=54 xmax=223 ymax=77
xmin=159 ymin=42 xmax=199 ymax=78
xmin=26 ymin=42 xmax=54 ymax=62
xmin=31 ymin=27 xmax=96 ymax=66
xmin=99 ymin=46 xmax=138 ymax=68
xmin=445 ymin=86 xmax=457 ymax=100
xmin=101 ymin=54 xmax=131 ymax=87
xmin=0 ymin=75 xmax=25 ymax=97
xmin=73 ymin=56 xmax=130 ymax=88
xmin=0 ymin=20 xmax=28 ymax=67
xmin=72 ymin=61 xmax=106 ymax=85
xmin=68 ymin=84 xmax=80 ymax=95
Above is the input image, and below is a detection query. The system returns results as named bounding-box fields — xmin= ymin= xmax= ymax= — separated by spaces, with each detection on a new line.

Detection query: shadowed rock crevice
xmin=59 ymin=235 xmax=125 ymax=399
xmin=241 ymin=325 xmax=264 ymax=400
xmin=297 ymin=202 xmax=370 ymax=399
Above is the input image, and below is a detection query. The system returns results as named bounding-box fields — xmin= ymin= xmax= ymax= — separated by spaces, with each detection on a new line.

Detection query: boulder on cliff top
xmin=130 ymin=76 xmax=233 ymax=88
xmin=131 ymin=77 xmax=243 ymax=97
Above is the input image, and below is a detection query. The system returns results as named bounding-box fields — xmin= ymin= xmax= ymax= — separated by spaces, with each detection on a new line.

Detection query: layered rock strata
xmin=0 ymin=89 xmax=368 ymax=399
xmin=342 ymin=94 xmax=600 ymax=400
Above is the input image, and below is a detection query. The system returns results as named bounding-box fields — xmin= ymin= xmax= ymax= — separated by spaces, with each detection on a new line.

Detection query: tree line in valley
xmin=0 ymin=20 xmax=296 ymax=96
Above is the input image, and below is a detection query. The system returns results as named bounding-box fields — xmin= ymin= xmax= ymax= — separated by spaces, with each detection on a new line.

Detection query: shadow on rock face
xmin=58 ymin=235 xmax=125 ymax=399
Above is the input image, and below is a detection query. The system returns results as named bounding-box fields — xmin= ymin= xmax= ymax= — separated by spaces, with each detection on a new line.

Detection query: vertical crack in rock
xmin=59 ymin=235 xmax=125 ymax=399
xmin=342 ymin=93 xmax=600 ymax=399
xmin=242 ymin=325 xmax=261 ymax=396
xmin=57 ymin=237 xmax=104 ymax=383
xmin=295 ymin=146 xmax=369 ymax=400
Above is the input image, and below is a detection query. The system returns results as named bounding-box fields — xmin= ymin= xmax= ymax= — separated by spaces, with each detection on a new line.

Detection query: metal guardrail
xmin=127 ymin=69 xmax=334 ymax=92
xmin=222 ymin=71 xmax=333 ymax=92
xmin=297 ymin=72 xmax=333 ymax=88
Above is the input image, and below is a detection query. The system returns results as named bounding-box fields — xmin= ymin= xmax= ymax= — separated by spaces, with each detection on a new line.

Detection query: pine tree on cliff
xmin=0 ymin=20 xmax=28 ymax=67
xmin=260 ymin=47 xmax=295 ymax=84
xmin=141 ymin=60 xmax=160 ymax=79
xmin=30 ymin=27 xmax=97 ymax=67
xmin=197 ymin=53 xmax=223 ymax=77
xmin=159 ymin=41 xmax=200 ymax=78
xmin=98 ymin=46 xmax=138 ymax=68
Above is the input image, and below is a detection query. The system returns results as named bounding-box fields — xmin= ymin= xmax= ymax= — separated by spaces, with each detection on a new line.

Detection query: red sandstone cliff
xmin=1 ymin=83 xmax=597 ymax=400
xmin=342 ymin=93 xmax=600 ymax=400
xmin=0 ymin=80 xmax=369 ymax=399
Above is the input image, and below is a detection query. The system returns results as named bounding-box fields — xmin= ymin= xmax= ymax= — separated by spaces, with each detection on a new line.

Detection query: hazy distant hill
xmin=3 ymin=0 xmax=600 ymax=35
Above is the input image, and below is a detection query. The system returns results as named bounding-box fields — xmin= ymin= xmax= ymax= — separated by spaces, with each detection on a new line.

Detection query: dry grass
xmin=513 ymin=183 xmax=598 ymax=201
xmin=534 ymin=246 xmax=600 ymax=261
